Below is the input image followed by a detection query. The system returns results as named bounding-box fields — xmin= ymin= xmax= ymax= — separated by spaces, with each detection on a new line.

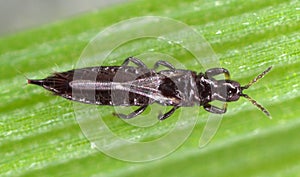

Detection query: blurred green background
xmin=0 ymin=0 xmax=299 ymax=176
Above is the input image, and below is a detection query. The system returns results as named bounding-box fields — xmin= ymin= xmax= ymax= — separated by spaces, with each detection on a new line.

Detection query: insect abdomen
xmin=28 ymin=66 xmax=154 ymax=106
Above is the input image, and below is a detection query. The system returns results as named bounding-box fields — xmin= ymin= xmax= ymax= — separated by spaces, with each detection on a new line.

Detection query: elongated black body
xmin=28 ymin=57 xmax=272 ymax=120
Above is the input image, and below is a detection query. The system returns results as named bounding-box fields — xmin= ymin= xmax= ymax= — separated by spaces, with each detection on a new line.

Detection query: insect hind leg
xmin=114 ymin=105 xmax=148 ymax=119
xmin=158 ymin=106 xmax=180 ymax=120
xmin=153 ymin=60 xmax=176 ymax=71
xmin=122 ymin=57 xmax=147 ymax=68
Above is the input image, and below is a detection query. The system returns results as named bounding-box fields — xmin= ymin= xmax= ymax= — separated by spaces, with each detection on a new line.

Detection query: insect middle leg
xmin=122 ymin=57 xmax=147 ymax=68
xmin=158 ymin=106 xmax=180 ymax=120
xmin=114 ymin=105 xmax=148 ymax=119
xmin=203 ymin=103 xmax=227 ymax=114
xmin=153 ymin=60 xmax=176 ymax=71
xmin=205 ymin=68 xmax=230 ymax=80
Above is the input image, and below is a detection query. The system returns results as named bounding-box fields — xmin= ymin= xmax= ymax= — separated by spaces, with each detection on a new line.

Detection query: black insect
xmin=28 ymin=57 xmax=272 ymax=120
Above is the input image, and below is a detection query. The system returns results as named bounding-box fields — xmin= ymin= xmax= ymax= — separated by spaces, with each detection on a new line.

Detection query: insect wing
xmin=70 ymin=66 xmax=177 ymax=106
xmin=110 ymin=75 xmax=175 ymax=104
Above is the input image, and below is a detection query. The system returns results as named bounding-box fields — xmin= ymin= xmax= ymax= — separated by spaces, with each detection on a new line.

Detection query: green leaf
xmin=0 ymin=0 xmax=299 ymax=176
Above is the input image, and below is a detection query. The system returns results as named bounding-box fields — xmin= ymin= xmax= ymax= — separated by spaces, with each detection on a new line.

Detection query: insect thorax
xmin=195 ymin=73 xmax=213 ymax=106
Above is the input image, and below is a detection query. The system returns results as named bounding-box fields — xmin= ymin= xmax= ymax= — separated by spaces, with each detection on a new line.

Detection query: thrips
xmin=28 ymin=57 xmax=272 ymax=120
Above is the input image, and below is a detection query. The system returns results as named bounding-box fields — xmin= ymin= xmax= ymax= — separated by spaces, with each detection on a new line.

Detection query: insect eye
xmin=226 ymin=87 xmax=239 ymax=101
xmin=227 ymin=88 xmax=234 ymax=95
xmin=228 ymin=89 xmax=240 ymax=101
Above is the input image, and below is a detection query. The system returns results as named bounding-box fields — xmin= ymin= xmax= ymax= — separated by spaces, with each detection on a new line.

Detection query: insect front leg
xmin=205 ymin=68 xmax=230 ymax=80
xmin=158 ymin=106 xmax=180 ymax=120
xmin=122 ymin=57 xmax=147 ymax=68
xmin=203 ymin=103 xmax=227 ymax=114
xmin=153 ymin=60 xmax=176 ymax=71
xmin=114 ymin=105 xmax=148 ymax=119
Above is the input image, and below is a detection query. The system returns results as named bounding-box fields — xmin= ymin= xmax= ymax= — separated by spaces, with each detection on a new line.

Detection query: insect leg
xmin=153 ymin=60 xmax=176 ymax=71
xmin=205 ymin=68 xmax=230 ymax=80
xmin=114 ymin=105 xmax=148 ymax=119
xmin=203 ymin=103 xmax=227 ymax=114
xmin=158 ymin=106 xmax=180 ymax=120
xmin=122 ymin=57 xmax=147 ymax=68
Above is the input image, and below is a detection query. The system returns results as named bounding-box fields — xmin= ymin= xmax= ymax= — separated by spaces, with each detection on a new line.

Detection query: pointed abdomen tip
xmin=27 ymin=79 xmax=44 ymax=86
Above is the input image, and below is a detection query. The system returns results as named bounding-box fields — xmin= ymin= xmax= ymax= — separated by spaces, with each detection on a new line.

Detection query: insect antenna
xmin=241 ymin=93 xmax=271 ymax=118
xmin=240 ymin=66 xmax=273 ymax=118
xmin=241 ymin=66 xmax=272 ymax=90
